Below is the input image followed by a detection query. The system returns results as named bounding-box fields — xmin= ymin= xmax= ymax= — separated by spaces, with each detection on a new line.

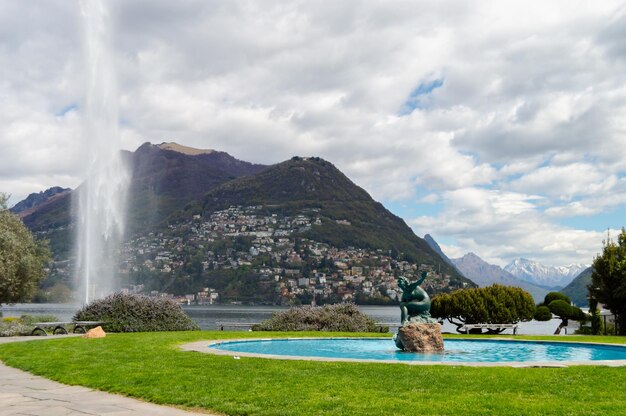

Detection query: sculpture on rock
xmin=397 ymin=271 xmax=436 ymax=324
xmin=394 ymin=271 xmax=444 ymax=352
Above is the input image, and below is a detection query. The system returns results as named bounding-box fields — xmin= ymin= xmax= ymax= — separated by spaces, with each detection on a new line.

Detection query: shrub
xmin=0 ymin=321 xmax=31 ymax=337
xmin=534 ymin=305 xmax=552 ymax=321
xmin=253 ymin=303 xmax=383 ymax=332
xmin=0 ymin=314 xmax=58 ymax=337
xmin=544 ymin=292 xmax=571 ymax=305
xmin=73 ymin=293 xmax=200 ymax=332
xmin=547 ymin=300 xmax=572 ymax=318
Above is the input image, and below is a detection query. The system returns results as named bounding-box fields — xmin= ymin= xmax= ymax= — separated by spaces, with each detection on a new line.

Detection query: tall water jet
xmin=76 ymin=0 xmax=129 ymax=304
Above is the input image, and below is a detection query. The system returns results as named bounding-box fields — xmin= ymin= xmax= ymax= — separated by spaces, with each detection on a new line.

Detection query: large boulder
xmin=83 ymin=326 xmax=106 ymax=339
xmin=395 ymin=322 xmax=444 ymax=352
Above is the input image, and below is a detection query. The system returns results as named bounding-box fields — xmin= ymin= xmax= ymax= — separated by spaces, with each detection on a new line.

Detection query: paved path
xmin=0 ymin=336 xmax=213 ymax=416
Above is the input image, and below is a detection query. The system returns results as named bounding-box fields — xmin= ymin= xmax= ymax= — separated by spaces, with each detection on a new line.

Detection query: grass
xmin=0 ymin=332 xmax=625 ymax=415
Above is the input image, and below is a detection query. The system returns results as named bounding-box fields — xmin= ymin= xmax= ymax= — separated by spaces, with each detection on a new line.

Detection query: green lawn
xmin=1 ymin=332 xmax=625 ymax=415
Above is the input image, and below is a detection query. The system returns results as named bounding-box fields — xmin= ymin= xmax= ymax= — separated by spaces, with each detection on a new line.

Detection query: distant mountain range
xmin=14 ymin=142 xmax=473 ymax=294
xmin=422 ymin=233 xmax=593 ymax=305
xmin=503 ymin=258 xmax=589 ymax=289
xmin=10 ymin=186 xmax=70 ymax=216
xmin=450 ymin=252 xmax=549 ymax=302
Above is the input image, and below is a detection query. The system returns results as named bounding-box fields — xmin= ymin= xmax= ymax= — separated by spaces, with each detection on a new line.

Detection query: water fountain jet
xmin=76 ymin=0 xmax=129 ymax=304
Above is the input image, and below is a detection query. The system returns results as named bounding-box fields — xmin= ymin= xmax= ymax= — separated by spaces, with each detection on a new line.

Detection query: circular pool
xmin=204 ymin=338 xmax=626 ymax=366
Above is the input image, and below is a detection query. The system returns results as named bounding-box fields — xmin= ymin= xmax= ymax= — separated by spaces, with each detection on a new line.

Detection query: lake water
xmin=0 ymin=303 xmax=573 ymax=335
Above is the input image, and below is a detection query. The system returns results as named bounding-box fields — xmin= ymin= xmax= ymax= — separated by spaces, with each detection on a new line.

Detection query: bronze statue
xmin=397 ymin=271 xmax=434 ymax=324
xmin=394 ymin=271 xmax=443 ymax=352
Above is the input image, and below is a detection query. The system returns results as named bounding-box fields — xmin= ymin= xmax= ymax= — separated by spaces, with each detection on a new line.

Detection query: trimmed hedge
xmin=73 ymin=293 xmax=199 ymax=332
xmin=253 ymin=303 xmax=384 ymax=332
xmin=534 ymin=305 xmax=552 ymax=321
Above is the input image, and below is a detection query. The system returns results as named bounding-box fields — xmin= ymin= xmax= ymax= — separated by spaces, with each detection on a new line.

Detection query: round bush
xmin=544 ymin=292 xmax=571 ymax=305
xmin=533 ymin=305 xmax=552 ymax=321
xmin=253 ymin=303 xmax=382 ymax=332
xmin=570 ymin=306 xmax=587 ymax=321
xmin=547 ymin=299 xmax=572 ymax=318
xmin=73 ymin=293 xmax=199 ymax=332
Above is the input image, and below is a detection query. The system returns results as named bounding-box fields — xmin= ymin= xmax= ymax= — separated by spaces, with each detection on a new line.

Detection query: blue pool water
xmin=209 ymin=338 xmax=626 ymax=363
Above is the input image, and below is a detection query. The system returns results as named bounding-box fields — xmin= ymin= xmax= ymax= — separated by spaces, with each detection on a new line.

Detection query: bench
xmin=216 ymin=322 xmax=261 ymax=330
xmin=31 ymin=321 xmax=106 ymax=336
xmin=460 ymin=323 xmax=519 ymax=335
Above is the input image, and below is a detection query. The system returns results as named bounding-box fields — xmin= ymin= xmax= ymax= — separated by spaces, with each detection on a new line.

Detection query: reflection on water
xmin=1 ymin=303 xmax=572 ymax=335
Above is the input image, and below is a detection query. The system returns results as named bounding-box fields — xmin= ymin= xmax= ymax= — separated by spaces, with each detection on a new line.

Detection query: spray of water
xmin=77 ymin=0 xmax=129 ymax=304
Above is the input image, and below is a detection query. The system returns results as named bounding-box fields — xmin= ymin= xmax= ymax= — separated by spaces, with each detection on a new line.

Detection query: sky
xmin=1 ymin=1 xmax=626 ymax=268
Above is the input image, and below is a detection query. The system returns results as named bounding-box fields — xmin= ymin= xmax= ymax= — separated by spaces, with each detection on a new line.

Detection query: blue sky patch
xmin=555 ymin=207 xmax=625 ymax=232
xmin=399 ymin=78 xmax=444 ymax=115
xmin=56 ymin=103 xmax=78 ymax=117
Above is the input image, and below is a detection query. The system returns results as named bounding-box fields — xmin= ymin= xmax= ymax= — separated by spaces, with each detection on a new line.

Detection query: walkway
xmin=0 ymin=336 xmax=212 ymax=416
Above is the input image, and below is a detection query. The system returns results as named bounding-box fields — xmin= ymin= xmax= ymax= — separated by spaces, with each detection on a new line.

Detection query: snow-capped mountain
xmin=451 ymin=253 xmax=549 ymax=302
xmin=503 ymin=258 xmax=589 ymax=289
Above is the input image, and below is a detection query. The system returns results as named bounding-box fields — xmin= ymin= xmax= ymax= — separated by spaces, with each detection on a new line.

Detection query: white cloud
xmin=410 ymin=187 xmax=604 ymax=266
xmin=1 ymin=0 xmax=625 ymax=266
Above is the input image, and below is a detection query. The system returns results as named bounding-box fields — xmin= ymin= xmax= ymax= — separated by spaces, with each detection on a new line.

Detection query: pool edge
xmin=180 ymin=337 xmax=626 ymax=368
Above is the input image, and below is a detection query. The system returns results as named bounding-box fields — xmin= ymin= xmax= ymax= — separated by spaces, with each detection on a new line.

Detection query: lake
xmin=0 ymin=303 xmax=573 ymax=335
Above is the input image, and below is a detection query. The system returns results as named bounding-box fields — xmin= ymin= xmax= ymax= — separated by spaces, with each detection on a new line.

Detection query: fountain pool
xmin=201 ymin=338 xmax=626 ymax=366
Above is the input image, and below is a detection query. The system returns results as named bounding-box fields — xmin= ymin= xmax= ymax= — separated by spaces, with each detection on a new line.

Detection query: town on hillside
xmin=41 ymin=205 xmax=467 ymax=305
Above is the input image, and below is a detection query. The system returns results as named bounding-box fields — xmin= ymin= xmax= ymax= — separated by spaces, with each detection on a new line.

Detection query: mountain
xmin=16 ymin=146 xmax=476 ymax=298
xmin=187 ymin=156 xmax=473 ymax=287
xmin=126 ymin=142 xmax=266 ymax=233
xmin=504 ymin=258 xmax=589 ymax=289
xmin=15 ymin=142 xmax=266 ymax=258
xmin=17 ymin=142 xmax=266 ymax=233
xmin=560 ymin=267 xmax=593 ymax=307
xmin=10 ymin=186 xmax=71 ymax=215
xmin=451 ymin=253 xmax=549 ymax=302
xmin=423 ymin=234 xmax=465 ymax=276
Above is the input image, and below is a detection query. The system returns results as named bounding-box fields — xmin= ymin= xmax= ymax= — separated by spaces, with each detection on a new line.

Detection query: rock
xmin=83 ymin=326 xmax=106 ymax=339
xmin=396 ymin=322 xmax=444 ymax=352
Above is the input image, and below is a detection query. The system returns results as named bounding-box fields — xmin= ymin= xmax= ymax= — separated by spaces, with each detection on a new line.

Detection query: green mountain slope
xmin=560 ymin=266 xmax=592 ymax=307
xmin=193 ymin=157 xmax=473 ymax=287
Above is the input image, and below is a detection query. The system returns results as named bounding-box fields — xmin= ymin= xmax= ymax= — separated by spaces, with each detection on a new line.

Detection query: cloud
xmin=410 ymin=187 xmax=603 ymax=266
xmin=1 ymin=0 xmax=625 ymax=266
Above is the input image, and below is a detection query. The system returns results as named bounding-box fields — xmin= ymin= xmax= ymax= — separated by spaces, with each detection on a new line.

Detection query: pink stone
xmin=397 ymin=322 xmax=444 ymax=352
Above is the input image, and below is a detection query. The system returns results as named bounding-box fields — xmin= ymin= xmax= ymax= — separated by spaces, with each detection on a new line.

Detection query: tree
xmin=431 ymin=284 xmax=535 ymax=334
xmin=590 ymin=229 xmax=626 ymax=335
xmin=0 ymin=193 xmax=51 ymax=305
xmin=534 ymin=292 xmax=588 ymax=334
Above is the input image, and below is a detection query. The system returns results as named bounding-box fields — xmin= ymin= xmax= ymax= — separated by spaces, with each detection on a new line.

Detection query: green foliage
xmin=253 ymin=303 xmax=382 ymax=332
xmin=547 ymin=299 xmax=572 ymax=318
xmin=538 ymin=292 xmax=587 ymax=322
xmin=591 ymin=228 xmax=626 ymax=335
xmin=431 ymin=284 xmax=535 ymax=333
xmin=589 ymin=299 xmax=603 ymax=335
xmin=33 ymin=282 xmax=73 ymax=303
xmin=73 ymin=292 xmax=200 ymax=332
xmin=534 ymin=305 xmax=552 ymax=321
xmin=0 ymin=193 xmax=51 ymax=305
xmin=544 ymin=292 xmax=571 ymax=305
